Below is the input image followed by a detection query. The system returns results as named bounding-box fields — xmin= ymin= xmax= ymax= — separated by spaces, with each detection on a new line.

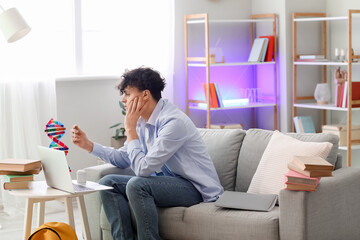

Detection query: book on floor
xmin=284 ymin=170 xmax=320 ymax=186
xmin=0 ymin=167 xmax=42 ymax=175
xmin=288 ymin=161 xmax=332 ymax=177
xmin=3 ymin=181 xmax=31 ymax=190
xmin=293 ymin=155 xmax=334 ymax=171
xmin=4 ymin=174 xmax=34 ymax=182
xmin=0 ymin=159 xmax=41 ymax=172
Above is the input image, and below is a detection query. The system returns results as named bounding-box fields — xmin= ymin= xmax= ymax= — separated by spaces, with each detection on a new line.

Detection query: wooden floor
xmin=0 ymin=200 xmax=84 ymax=239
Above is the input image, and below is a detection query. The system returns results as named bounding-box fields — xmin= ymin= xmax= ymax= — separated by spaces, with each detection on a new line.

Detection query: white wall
xmin=56 ymin=76 xmax=122 ymax=177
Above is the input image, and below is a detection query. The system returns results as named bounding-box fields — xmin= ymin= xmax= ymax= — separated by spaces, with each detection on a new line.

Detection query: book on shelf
xmin=351 ymin=82 xmax=360 ymax=108
xmin=3 ymin=181 xmax=31 ymax=190
xmin=0 ymin=167 xmax=42 ymax=175
xmin=299 ymin=55 xmax=325 ymax=60
xmin=259 ymin=36 xmax=274 ymax=62
xmin=210 ymin=123 xmax=243 ymax=129
xmin=0 ymin=159 xmax=41 ymax=172
xmin=284 ymin=183 xmax=317 ymax=191
xmin=214 ymin=83 xmax=224 ymax=108
xmin=209 ymin=83 xmax=219 ymax=108
xmin=293 ymin=116 xmax=315 ymax=133
xmin=335 ymin=83 xmax=342 ymax=107
xmin=248 ymin=38 xmax=268 ymax=62
xmin=259 ymin=38 xmax=269 ymax=62
xmin=4 ymin=174 xmax=34 ymax=182
xmin=288 ymin=161 xmax=332 ymax=177
xmin=293 ymin=155 xmax=334 ymax=171
xmin=203 ymin=83 xmax=218 ymax=108
xmin=284 ymin=169 xmax=320 ymax=186
xmin=341 ymin=81 xmax=348 ymax=108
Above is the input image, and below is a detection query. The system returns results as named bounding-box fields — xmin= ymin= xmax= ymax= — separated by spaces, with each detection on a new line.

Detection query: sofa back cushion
xmin=198 ymin=128 xmax=246 ymax=191
xmin=235 ymin=128 xmax=339 ymax=192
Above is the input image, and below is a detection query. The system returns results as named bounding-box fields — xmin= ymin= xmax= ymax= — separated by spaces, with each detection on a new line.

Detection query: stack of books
xmin=284 ymin=155 xmax=334 ymax=191
xmin=0 ymin=159 xmax=42 ymax=190
xmin=248 ymin=36 xmax=274 ymax=62
xmin=203 ymin=83 xmax=224 ymax=108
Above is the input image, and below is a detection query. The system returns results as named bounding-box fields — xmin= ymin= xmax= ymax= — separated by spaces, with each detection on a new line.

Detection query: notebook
xmin=215 ymin=191 xmax=277 ymax=212
xmin=37 ymin=146 xmax=112 ymax=193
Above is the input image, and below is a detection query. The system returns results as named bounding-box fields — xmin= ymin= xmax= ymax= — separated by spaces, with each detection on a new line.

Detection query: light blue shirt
xmin=91 ymin=99 xmax=224 ymax=202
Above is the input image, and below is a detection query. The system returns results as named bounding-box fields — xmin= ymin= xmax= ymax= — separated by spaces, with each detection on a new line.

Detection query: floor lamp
xmin=0 ymin=5 xmax=31 ymax=229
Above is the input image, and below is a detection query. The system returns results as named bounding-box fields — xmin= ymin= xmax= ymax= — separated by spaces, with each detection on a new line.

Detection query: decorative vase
xmin=314 ymin=83 xmax=331 ymax=104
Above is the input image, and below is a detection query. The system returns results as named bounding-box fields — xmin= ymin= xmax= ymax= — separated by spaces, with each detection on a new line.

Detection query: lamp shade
xmin=0 ymin=8 xmax=31 ymax=43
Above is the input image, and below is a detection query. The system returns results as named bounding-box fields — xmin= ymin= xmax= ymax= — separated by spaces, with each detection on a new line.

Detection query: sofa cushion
xmin=198 ymin=128 xmax=246 ymax=191
xmin=158 ymin=202 xmax=279 ymax=240
xmin=235 ymin=129 xmax=339 ymax=192
xmin=247 ymin=131 xmax=332 ymax=195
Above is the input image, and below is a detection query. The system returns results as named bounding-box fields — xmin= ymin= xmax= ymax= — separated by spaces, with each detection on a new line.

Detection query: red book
xmin=260 ymin=36 xmax=274 ymax=62
xmin=209 ymin=83 xmax=219 ymax=108
xmin=203 ymin=83 xmax=216 ymax=108
xmin=352 ymin=82 xmax=360 ymax=108
xmin=284 ymin=170 xmax=321 ymax=186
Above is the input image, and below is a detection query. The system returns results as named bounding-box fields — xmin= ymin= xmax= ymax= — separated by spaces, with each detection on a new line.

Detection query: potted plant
xmin=110 ymin=101 xmax=127 ymax=148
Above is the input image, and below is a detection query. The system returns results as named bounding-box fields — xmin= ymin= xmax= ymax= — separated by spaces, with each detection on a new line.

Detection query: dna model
xmin=44 ymin=118 xmax=70 ymax=171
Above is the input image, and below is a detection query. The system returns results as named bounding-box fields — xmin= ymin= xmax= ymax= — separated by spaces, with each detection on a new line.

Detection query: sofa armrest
xmin=83 ymin=164 xmax=135 ymax=240
xmin=279 ymin=167 xmax=360 ymax=240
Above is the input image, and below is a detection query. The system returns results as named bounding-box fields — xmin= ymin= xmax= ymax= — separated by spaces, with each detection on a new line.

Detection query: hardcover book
xmin=293 ymin=156 xmax=334 ymax=171
xmin=284 ymin=170 xmax=320 ymax=186
xmin=248 ymin=38 xmax=267 ymax=62
xmin=284 ymin=183 xmax=317 ymax=191
xmin=288 ymin=161 xmax=332 ymax=177
xmin=0 ymin=167 xmax=42 ymax=175
xmin=0 ymin=159 xmax=41 ymax=172
xmin=4 ymin=174 xmax=34 ymax=182
xmin=259 ymin=36 xmax=274 ymax=62
xmin=3 ymin=181 xmax=31 ymax=190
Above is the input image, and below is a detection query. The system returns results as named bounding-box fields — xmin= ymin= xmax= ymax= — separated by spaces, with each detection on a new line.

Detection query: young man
xmin=71 ymin=67 xmax=223 ymax=240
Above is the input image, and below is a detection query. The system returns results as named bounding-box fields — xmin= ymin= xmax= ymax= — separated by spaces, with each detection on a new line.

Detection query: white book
xmin=248 ymin=38 xmax=266 ymax=62
xmin=260 ymin=38 xmax=269 ymax=62
xmin=214 ymin=83 xmax=224 ymax=108
xmin=342 ymin=81 xmax=348 ymax=108
xmin=299 ymin=55 xmax=325 ymax=59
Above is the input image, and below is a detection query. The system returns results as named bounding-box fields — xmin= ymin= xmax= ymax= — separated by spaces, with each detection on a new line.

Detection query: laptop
xmin=215 ymin=191 xmax=277 ymax=212
xmin=37 ymin=146 xmax=112 ymax=194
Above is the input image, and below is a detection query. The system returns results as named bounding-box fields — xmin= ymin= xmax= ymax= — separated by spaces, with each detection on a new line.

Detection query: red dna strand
xmin=45 ymin=118 xmax=71 ymax=171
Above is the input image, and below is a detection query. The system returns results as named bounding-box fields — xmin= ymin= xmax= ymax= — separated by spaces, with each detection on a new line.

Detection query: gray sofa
xmin=83 ymin=128 xmax=360 ymax=240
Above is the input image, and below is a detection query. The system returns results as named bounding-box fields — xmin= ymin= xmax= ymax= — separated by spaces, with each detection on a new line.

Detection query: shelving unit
xmin=292 ymin=10 xmax=360 ymax=166
xmin=184 ymin=13 xmax=278 ymax=129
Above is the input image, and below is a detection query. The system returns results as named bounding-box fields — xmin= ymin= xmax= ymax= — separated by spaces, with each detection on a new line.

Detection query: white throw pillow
xmin=247 ymin=131 xmax=333 ymax=195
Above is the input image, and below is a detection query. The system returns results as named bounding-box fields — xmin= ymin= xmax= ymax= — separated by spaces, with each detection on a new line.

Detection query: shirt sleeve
xmin=127 ymin=118 xmax=187 ymax=176
xmin=90 ymin=142 xmax=131 ymax=169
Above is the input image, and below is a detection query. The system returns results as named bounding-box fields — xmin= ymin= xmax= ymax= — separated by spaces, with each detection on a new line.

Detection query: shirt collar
xmin=140 ymin=98 xmax=164 ymax=126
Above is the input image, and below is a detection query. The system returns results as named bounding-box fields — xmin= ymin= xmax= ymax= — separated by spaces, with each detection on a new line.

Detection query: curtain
xmin=0 ymin=0 xmax=63 ymax=213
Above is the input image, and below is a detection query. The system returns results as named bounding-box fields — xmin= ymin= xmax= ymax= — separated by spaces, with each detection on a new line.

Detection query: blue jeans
xmin=99 ymin=174 xmax=203 ymax=240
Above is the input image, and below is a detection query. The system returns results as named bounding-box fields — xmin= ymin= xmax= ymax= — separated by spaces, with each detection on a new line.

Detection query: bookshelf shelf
xmin=187 ymin=61 xmax=276 ymax=67
xmin=185 ymin=13 xmax=278 ymax=129
xmin=186 ymin=18 xmax=275 ymax=25
xmin=294 ymin=61 xmax=350 ymax=66
xmin=189 ymin=102 xmax=276 ymax=111
xmin=293 ymin=16 xmax=348 ymax=22
xmin=294 ymin=103 xmax=360 ymax=111
xmin=292 ymin=10 xmax=360 ymax=166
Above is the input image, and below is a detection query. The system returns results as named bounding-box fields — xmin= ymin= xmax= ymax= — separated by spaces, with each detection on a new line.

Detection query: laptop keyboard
xmin=73 ymin=183 xmax=94 ymax=192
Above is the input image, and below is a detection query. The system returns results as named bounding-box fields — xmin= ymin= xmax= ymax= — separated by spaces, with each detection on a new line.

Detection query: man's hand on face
xmin=125 ymin=96 xmax=149 ymax=142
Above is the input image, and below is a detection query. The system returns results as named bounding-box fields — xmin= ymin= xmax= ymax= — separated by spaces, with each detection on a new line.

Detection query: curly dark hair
xmin=117 ymin=67 xmax=166 ymax=101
